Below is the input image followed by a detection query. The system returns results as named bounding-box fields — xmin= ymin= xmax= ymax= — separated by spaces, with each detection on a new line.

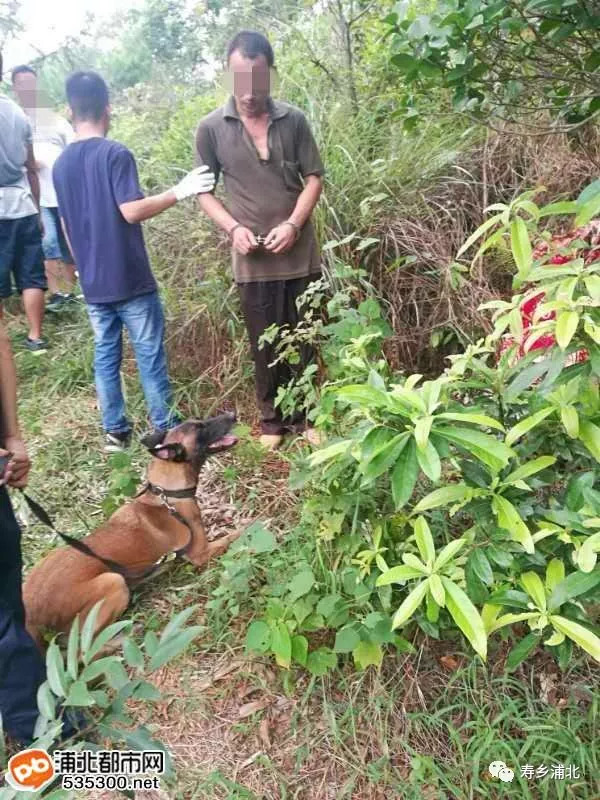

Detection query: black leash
xmin=20 ymin=490 xmax=129 ymax=576
xmin=20 ymin=481 xmax=198 ymax=580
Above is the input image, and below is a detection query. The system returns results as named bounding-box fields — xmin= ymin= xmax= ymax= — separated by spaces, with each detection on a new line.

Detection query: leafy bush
xmin=246 ymin=184 xmax=600 ymax=675
xmin=1 ymin=602 xmax=203 ymax=798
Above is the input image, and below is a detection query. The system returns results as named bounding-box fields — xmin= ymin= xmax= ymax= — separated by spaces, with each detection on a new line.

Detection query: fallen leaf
xmin=258 ymin=717 xmax=271 ymax=749
xmin=239 ymin=751 xmax=262 ymax=769
xmin=440 ymin=655 xmax=460 ymax=671
xmin=238 ymin=698 xmax=272 ymax=719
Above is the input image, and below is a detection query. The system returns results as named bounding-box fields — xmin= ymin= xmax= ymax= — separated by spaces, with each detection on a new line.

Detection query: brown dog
xmin=23 ymin=414 xmax=239 ymax=649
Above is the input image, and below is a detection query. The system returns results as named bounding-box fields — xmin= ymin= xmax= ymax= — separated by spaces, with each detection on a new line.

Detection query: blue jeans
xmin=86 ymin=291 xmax=176 ymax=433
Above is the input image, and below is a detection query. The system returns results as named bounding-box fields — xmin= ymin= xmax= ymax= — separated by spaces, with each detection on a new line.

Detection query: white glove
xmin=171 ymin=165 xmax=215 ymax=201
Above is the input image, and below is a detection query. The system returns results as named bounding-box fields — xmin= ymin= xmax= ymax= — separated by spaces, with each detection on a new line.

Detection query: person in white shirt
xmin=12 ymin=65 xmax=77 ymax=312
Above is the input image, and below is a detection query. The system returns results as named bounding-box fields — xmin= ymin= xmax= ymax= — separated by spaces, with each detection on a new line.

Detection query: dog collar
xmin=143 ymin=482 xmax=198 ymax=500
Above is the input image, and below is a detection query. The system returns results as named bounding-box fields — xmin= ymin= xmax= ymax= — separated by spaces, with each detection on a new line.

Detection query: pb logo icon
xmin=5 ymin=748 xmax=55 ymax=792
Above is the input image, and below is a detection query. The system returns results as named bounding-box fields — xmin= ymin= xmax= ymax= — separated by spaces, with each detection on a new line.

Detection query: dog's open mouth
xmin=208 ymin=434 xmax=238 ymax=452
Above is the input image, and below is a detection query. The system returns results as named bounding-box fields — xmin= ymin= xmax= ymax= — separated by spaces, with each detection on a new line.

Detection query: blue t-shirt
xmin=53 ymin=137 xmax=157 ymax=303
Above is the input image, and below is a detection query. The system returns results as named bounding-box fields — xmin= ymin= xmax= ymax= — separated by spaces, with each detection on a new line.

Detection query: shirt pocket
xmin=280 ymin=159 xmax=303 ymax=193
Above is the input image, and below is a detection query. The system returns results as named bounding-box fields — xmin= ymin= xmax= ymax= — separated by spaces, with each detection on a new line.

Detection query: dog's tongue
xmin=208 ymin=434 xmax=238 ymax=450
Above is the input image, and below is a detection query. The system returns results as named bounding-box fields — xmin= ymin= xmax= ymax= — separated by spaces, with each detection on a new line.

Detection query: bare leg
xmin=46 ymin=259 xmax=76 ymax=296
xmin=45 ymin=258 xmax=62 ymax=295
xmin=22 ymin=288 xmax=44 ymax=340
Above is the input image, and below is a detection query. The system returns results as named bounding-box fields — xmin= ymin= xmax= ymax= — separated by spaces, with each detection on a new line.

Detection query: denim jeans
xmin=86 ymin=291 xmax=176 ymax=433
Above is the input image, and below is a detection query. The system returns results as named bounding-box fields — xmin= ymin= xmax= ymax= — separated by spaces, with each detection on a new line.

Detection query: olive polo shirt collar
xmin=222 ymin=96 xmax=289 ymax=121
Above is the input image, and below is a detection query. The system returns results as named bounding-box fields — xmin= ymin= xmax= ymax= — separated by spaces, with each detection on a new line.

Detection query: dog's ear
xmin=151 ymin=443 xmax=188 ymax=462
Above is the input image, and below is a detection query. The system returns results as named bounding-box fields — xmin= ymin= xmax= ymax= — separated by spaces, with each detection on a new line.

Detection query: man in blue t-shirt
xmin=53 ymin=71 xmax=214 ymax=451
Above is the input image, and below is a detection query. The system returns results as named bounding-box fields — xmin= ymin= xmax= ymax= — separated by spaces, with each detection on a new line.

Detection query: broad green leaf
xmin=67 ymin=616 xmax=80 ymax=681
xmin=80 ymin=656 xmax=120 ymax=682
xmin=360 ymin=426 xmax=393 ymax=462
xmin=414 ymin=516 xmax=435 ymax=566
xmin=391 ymin=438 xmax=419 ymax=509
xmin=428 ymin=574 xmax=445 ymax=607
xmin=506 ymin=632 xmax=540 ymax=670
xmin=306 ymin=648 xmax=337 ymax=676
xmin=132 ymin=682 xmax=161 ymax=701
xmin=288 ymin=570 xmax=316 ymax=601
xmin=545 ymin=630 xmax=565 ymax=647
xmin=308 ymin=439 xmax=352 ymax=467
xmin=46 ymin=642 xmax=67 ymax=697
xmin=550 ymin=615 xmax=600 ymax=662
xmin=545 ymin=559 xmax=565 ymax=593
xmin=470 ymin=550 xmax=493 ymax=586
xmin=433 ymin=538 xmax=467 ymax=571
xmin=488 ymin=611 xmax=538 ymax=633
xmin=247 ymin=523 xmax=277 ymax=554
xmin=520 ymin=572 xmax=546 ymax=611
xmin=579 ymin=420 xmax=600 ymax=462
xmin=362 ymin=433 xmax=409 ymax=482
xmin=487 ymin=588 xmax=531 ymax=609
xmin=555 ymin=310 xmax=579 ymax=350
xmin=436 ymin=426 xmax=513 ymax=471
xmin=584 ymin=274 xmax=600 ymax=301
xmin=577 ymin=533 xmax=600 ymax=573
xmin=376 ymin=564 xmax=425 ymax=585
xmin=482 ymin=603 xmax=501 ymax=633
xmin=352 ymin=640 xmax=383 ymax=670
xmin=415 ymin=416 xmax=434 ymax=451
xmin=441 ymin=578 xmax=487 ymax=661
xmin=416 ymin=439 xmax=442 ymax=482
xmin=271 ymin=622 xmax=292 ymax=668
xmin=335 ymin=385 xmax=389 ymax=409
xmin=561 ymin=405 xmax=579 ymax=438
xmin=390 ymin=385 xmax=427 ymax=414
xmin=80 ymin=601 xmax=103 ymax=656
xmin=413 ymin=484 xmax=471 ymax=512
xmin=37 ymin=681 xmax=56 ymax=720
xmin=538 ymin=200 xmax=577 ymax=217
xmin=491 ymin=495 xmax=535 ymax=553
xmin=123 ymin=638 xmax=144 ymax=670
xmin=64 ymin=680 xmax=95 ymax=707
xmin=511 ymin=217 xmax=532 ymax=278
xmin=437 ymin=412 xmax=504 ymax=431
xmin=391 ymin=580 xmax=428 ymax=629
xmin=104 ymin=661 xmax=130 ymax=691
xmin=456 ymin=212 xmax=503 ymax=258
xmin=291 ymin=635 xmax=308 ymax=667
xmin=148 ymin=627 xmax=202 ymax=671
xmin=505 ymin=407 xmax=554 ymax=446
xmin=502 ymin=456 xmax=557 ymax=485
xmin=549 ymin=568 xmax=600 ymax=609
xmin=576 ymin=191 xmax=600 ymax=226
xmin=159 ymin=605 xmax=199 ymax=643
xmin=334 ymin=625 xmax=361 ymax=653
xmin=86 ymin=620 xmax=133 ymax=663
xmin=403 ymin=553 xmax=429 ymax=573
xmin=245 ymin=621 xmax=271 ymax=653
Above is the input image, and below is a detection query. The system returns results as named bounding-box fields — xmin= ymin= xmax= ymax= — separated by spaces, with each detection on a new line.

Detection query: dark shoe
xmin=140 ymin=428 xmax=168 ymax=449
xmin=104 ymin=431 xmax=131 ymax=452
xmin=46 ymin=292 xmax=67 ymax=312
xmin=25 ymin=337 xmax=48 ymax=354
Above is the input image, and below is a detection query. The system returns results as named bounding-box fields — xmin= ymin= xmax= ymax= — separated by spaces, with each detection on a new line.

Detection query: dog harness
xmin=20 ymin=482 xmax=201 ymax=583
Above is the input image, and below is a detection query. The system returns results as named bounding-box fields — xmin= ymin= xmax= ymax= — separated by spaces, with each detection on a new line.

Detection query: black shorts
xmin=0 ymin=214 xmax=47 ymax=299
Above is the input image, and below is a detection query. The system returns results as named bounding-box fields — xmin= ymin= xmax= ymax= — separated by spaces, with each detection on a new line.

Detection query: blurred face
xmin=12 ymin=70 xmax=37 ymax=108
xmin=227 ymin=50 xmax=271 ymax=117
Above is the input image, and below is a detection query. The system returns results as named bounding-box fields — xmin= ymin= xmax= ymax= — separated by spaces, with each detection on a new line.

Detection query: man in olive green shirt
xmin=196 ymin=30 xmax=324 ymax=448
